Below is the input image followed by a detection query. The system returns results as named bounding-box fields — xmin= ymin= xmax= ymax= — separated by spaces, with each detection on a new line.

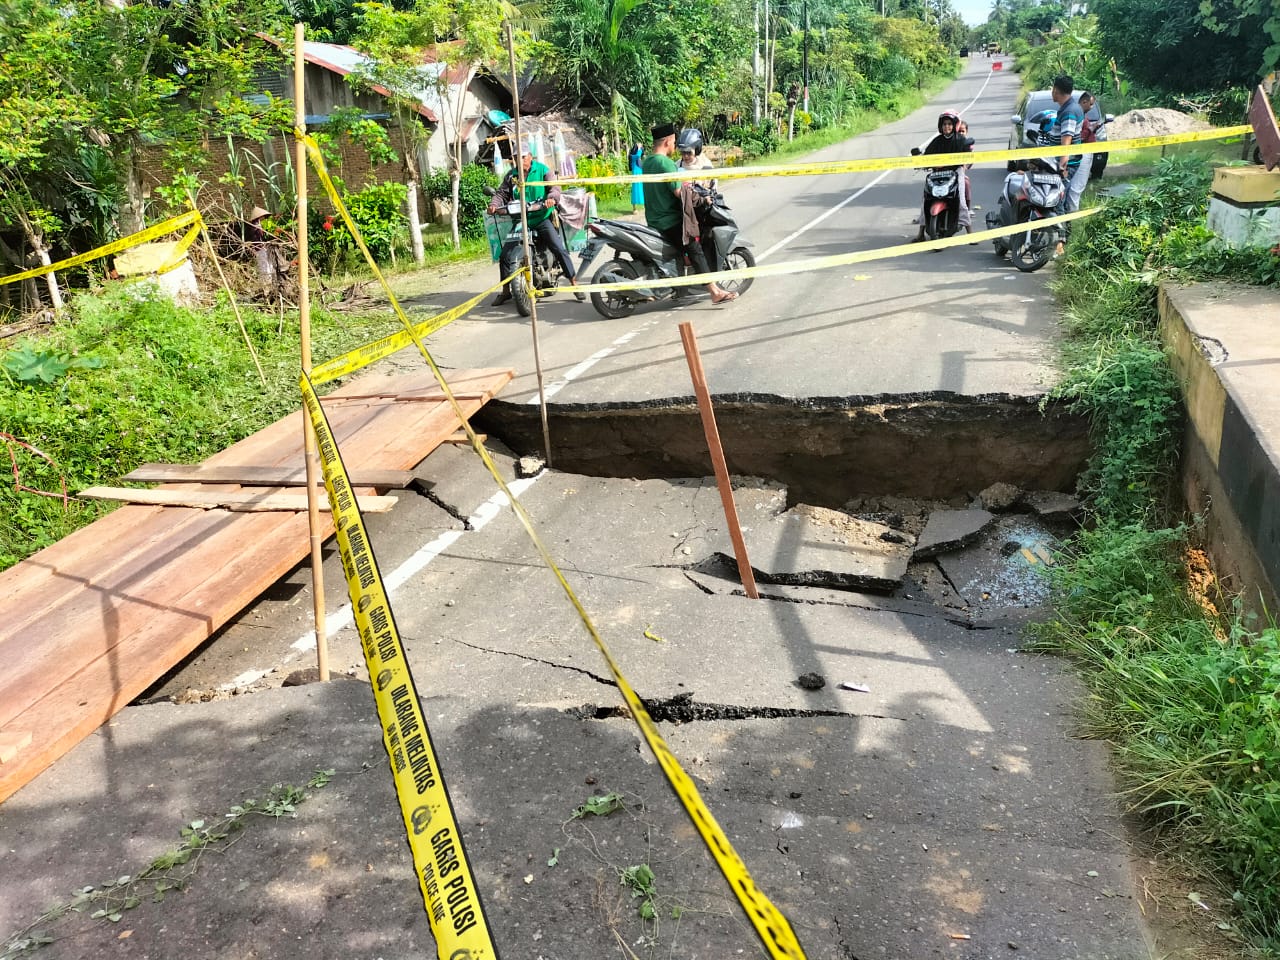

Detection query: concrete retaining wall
xmin=1159 ymin=283 xmax=1280 ymax=612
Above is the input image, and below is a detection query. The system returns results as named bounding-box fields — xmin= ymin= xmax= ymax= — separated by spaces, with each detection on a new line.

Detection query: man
xmin=488 ymin=145 xmax=584 ymax=306
xmin=1051 ymin=74 xmax=1085 ymax=256
xmin=641 ymin=122 xmax=737 ymax=304
xmin=1065 ymin=91 xmax=1098 ymax=215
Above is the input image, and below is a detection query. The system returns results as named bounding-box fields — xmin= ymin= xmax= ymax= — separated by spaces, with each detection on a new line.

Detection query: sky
xmin=952 ymin=0 xmax=993 ymax=28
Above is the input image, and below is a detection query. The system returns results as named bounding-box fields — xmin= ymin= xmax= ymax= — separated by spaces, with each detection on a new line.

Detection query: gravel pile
xmin=1108 ymin=107 xmax=1212 ymax=141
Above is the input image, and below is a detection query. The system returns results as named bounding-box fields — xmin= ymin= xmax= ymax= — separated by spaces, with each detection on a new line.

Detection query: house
xmin=142 ymin=35 xmax=513 ymax=219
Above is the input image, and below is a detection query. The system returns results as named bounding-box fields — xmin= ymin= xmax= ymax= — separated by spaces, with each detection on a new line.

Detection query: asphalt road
xmin=414 ymin=58 xmax=1062 ymax=407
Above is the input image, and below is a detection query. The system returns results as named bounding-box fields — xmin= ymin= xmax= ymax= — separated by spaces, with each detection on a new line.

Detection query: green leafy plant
xmin=1 ymin=346 xmax=105 ymax=385
xmin=619 ymin=863 xmax=658 ymax=920
xmin=571 ymin=791 xmax=624 ymax=819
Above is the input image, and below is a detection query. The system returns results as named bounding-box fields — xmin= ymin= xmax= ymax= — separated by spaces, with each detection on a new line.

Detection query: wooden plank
xmin=321 ymin=391 xmax=487 ymax=402
xmin=78 ymin=487 xmax=399 ymax=513
xmin=124 ymin=463 xmax=416 ymax=488
xmin=0 ymin=508 xmax=321 ymax=802
xmin=0 ymin=731 xmax=31 ymax=764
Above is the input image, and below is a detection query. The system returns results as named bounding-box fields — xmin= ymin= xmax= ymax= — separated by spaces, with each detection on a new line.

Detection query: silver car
xmin=1008 ymin=89 xmax=1111 ymax=178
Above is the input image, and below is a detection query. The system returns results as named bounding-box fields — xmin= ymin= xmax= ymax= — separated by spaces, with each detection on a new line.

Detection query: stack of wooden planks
xmin=0 ymin=368 xmax=513 ymax=803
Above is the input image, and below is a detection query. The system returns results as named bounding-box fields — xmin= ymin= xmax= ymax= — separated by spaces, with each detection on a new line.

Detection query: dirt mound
xmin=1109 ymin=107 xmax=1212 ymax=141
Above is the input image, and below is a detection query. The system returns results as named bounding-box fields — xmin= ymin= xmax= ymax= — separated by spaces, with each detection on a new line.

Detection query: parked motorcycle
xmin=483 ymin=186 xmax=574 ymax=317
xmin=577 ymin=185 xmax=755 ymax=320
xmin=985 ymin=158 xmax=1067 ymax=272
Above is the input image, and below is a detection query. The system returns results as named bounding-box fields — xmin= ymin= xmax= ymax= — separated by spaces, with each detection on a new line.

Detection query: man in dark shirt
xmin=641 ymin=123 xmax=736 ymax=304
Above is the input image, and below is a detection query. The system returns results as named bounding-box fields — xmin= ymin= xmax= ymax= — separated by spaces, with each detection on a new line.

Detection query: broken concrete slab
xmin=978 ymin=481 xmax=1023 ymax=511
xmin=913 ymin=508 xmax=994 ymax=559
xmin=716 ymin=503 xmax=911 ymax=593
xmin=1024 ymin=489 xmax=1083 ymax=521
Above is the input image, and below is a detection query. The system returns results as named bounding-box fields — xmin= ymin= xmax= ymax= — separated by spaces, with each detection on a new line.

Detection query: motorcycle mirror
xmin=1010 ymin=115 xmax=1022 ymax=125
xmin=963 ymin=137 xmax=975 ymax=149
xmin=482 ymin=185 xmax=496 ymax=196
xmin=1105 ymin=114 xmax=1115 ymax=123
xmin=910 ymin=147 xmax=922 ymax=156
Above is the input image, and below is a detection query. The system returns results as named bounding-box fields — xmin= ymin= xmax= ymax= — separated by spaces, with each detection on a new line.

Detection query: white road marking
xmin=250 ymin=475 xmax=542 ymax=685
xmin=525 ymin=319 xmax=660 ymax=403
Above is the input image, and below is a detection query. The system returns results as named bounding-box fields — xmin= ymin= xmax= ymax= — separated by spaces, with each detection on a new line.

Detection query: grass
xmin=1037 ymin=154 xmax=1280 ymax=951
xmin=0 ymin=283 xmax=395 ymax=571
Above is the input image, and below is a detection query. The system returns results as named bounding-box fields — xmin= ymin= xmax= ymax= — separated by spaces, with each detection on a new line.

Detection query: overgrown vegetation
xmin=0 ymin=283 xmax=392 ymax=571
xmin=1036 ymin=156 xmax=1280 ymax=949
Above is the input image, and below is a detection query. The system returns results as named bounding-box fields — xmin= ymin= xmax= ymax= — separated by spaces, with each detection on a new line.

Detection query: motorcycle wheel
xmin=719 ymin=246 xmax=755 ymax=297
xmin=512 ymin=270 xmax=534 ymax=317
xmin=1011 ymin=229 xmax=1053 ymax=272
xmin=590 ymin=258 xmax=639 ymax=319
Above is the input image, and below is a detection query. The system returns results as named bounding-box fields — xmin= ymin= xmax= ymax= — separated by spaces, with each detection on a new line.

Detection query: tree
xmin=1092 ymin=0 xmax=1270 ymax=92
xmin=354 ymin=0 xmax=516 ymax=250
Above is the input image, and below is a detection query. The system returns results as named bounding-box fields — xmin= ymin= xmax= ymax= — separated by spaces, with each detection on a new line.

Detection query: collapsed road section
xmin=475 ymin=393 xmax=1090 ymax=504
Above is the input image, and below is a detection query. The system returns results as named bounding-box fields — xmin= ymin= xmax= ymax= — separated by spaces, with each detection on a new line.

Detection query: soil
xmin=1108 ymin=108 xmax=1213 ymax=142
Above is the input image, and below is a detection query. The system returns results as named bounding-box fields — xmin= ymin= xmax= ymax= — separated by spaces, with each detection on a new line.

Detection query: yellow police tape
xmin=299 ymin=128 xmax=810 ymax=959
xmin=535 ymin=124 xmax=1251 ymax=188
xmin=563 ymin=206 xmax=1100 ymax=296
xmin=299 ymin=373 xmax=498 ymax=958
xmin=311 ymin=273 xmax=512 ymax=385
xmin=0 ymin=210 xmax=203 ymax=287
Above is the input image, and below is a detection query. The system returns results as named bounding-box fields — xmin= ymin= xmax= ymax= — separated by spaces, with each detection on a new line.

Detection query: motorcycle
xmin=483 ymin=186 xmax=574 ymax=317
xmin=985 ymin=158 xmax=1067 ymax=273
xmin=909 ymin=140 xmax=973 ymax=242
xmin=577 ymin=185 xmax=755 ymax=320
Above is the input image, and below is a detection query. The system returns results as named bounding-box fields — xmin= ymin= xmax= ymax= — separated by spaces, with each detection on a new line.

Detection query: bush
xmin=575 ymin=154 xmax=627 ymax=205
xmin=424 ymin=164 xmax=498 ymax=240
xmin=309 ymin=180 xmax=409 ymax=272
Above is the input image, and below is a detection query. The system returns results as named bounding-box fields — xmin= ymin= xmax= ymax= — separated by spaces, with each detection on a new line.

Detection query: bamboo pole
xmin=677 ymin=322 xmax=759 ymax=599
xmin=295 ymin=23 xmax=330 ymax=681
xmin=506 ymin=22 xmax=553 ymax=467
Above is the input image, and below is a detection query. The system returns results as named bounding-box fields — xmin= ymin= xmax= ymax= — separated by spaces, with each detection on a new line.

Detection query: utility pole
xmin=802 ymin=0 xmax=809 ymax=113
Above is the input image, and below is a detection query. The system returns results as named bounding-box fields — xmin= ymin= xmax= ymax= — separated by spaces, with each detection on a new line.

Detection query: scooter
xmin=986 ymin=158 xmax=1067 ymax=273
xmin=910 ymin=142 xmax=972 ymax=242
xmin=483 ymin=186 xmax=574 ymax=317
xmin=577 ymin=185 xmax=755 ymax=320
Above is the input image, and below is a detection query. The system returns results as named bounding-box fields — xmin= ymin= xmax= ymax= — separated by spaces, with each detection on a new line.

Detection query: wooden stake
xmin=677 ymin=322 xmax=759 ymax=599
xmin=296 ymin=23 xmax=330 ymax=681
xmin=506 ymin=22 xmax=553 ymax=468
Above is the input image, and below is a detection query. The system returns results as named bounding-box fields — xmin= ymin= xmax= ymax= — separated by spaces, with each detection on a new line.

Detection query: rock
xmin=796 ymin=672 xmax=826 ymax=690
xmin=1023 ymin=490 xmax=1082 ymax=520
xmin=978 ymin=482 xmax=1022 ymax=511
xmin=913 ymin=509 xmax=994 ymax=559
xmin=516 ymin=455 xmax=546 ymax=478
xmin=879 ymin=530 xmax=909 ymax=544
xmin=717 ymin=504 xmax=912 ymax=592
xmin=282 ymin=668 xmax=356 ymax=686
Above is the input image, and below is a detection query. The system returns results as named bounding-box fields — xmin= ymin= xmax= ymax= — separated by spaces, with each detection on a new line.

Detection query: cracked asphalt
xmin=0 ymin=440 xmax=1150 ymax=960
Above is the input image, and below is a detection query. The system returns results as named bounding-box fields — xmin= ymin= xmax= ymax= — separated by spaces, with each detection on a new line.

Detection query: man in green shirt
xmin=488 ymin=145 xmax=585 ymax=306
xmin=641 ymin=123 xmax=737 ymax=304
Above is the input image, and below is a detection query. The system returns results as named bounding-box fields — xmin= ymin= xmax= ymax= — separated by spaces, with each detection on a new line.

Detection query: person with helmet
xmin=676 ymin=127 xmax=715 ymax=188
xmin=913 ymin=109 xmax=974 ymax=242
xmin=642 ymin=122 xmax=738 ymax=304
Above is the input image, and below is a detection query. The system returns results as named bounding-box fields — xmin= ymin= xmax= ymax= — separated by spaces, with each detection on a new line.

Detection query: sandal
xmin=711 ymin=291 xmax=738 ymax=304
